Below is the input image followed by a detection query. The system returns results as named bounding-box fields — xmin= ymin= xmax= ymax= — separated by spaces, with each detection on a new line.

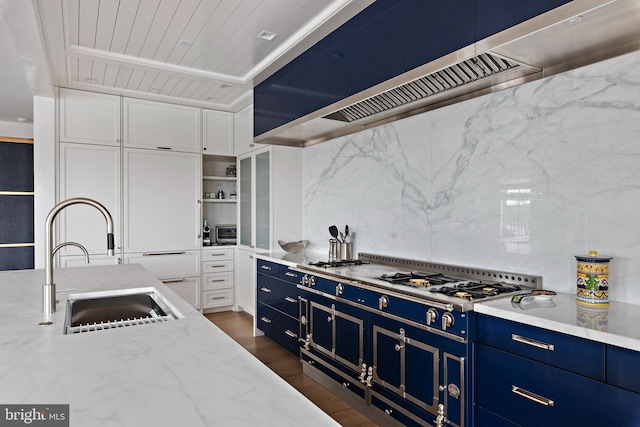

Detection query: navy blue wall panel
xmin=476 ymin=0 xmax=572 ymax=40
xmin=254 ymin=0 xmax=475 ymax=137
xmin=0 ymin=142 xmax=34 ymax=191
xmin=254 ymin=0 xmax=574 ymax=138
xmin=0 ymin=141 xmax=34 ymax=270
xmin=0 ymin=195 xmax=34 ymax=244
xmin=0 ymin=247 xmax=34 ymax=271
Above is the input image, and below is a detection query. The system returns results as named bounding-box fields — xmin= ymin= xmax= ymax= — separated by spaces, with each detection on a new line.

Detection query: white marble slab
xmin=0 ymin=265 xmax=339 ymax=427
xmin=303 ymin=49 xmax=640 ymax=306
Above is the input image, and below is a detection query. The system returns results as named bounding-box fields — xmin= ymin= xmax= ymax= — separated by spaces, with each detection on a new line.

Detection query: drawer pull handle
xmin=285 ymin=330 xmax=297 ymax=338
xmin=511 ymin=385 xmax=554 ymax=407
xmin=143 ymin=251 xmax=186 ymax=256
xmin=260 ymin=287 xmax=272 ymax=293
xmin=260 ymin=265 xmax=272 ymax=270
xmin=285 ymin=272 xmax=296 ymax=277
xmin=209 ymin=265 xmax=225 ymax=268
xmin=211 ymin=279 xmax=226 ymax=283
xmin=260 ymin=317 xmax=272 ymax=324
xmin=284 ymin=297 xmax=297 ymax=303
xmin=209 ymin=253 xmax=225 ymax=256
xmin=212 ymin=296 xmax=226 ymax=300
xmin=511 ymin=334 xmax=555 ymax=351
xmin=161 ymin=278 xmax=186 ymax=284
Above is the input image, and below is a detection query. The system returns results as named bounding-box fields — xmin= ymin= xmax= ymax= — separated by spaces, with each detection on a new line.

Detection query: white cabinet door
xmin=203 ymin=109 xmax=234 ymax=155
xmin=123 ymin=149 xmax=201 ymax=252
xmin=123 ymin=98 xmax=201 ymax=152
xmin=234 ymin=104 xmax=264 ymax=155
xmin=59 ymin=89 xmax=121 ymax=146
xmin=58 ymin=143 xmax=121 ymax=255
xmin=236 ymin=248 xmax=256 ymax=316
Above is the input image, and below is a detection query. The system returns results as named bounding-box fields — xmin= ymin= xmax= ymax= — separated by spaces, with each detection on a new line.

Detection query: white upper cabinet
xmin=59 ymin=88 xmax=121 ymax=146
xmin=123 ymin=148 xmax=201 ymax=252
xmin=122 ymin=98 xmax=201 ymax=152
xmin=203 ymin=109 xmax=234 ymax=156
xmin=234 ymin=104 xmax=264 ymax=156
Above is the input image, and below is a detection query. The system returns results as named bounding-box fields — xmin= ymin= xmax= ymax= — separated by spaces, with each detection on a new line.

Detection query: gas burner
xmin=378 ymin=272 xmax=460 ymax=287
xmin=309 ymin=260 xmax=368 ymax=268
xmin=429 ymin=281 xmax=523 ymax=300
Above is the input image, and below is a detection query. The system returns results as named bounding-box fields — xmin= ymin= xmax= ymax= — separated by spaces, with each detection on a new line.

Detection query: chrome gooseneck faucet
xmin=44 ymin=197 xmax=115 ymax=315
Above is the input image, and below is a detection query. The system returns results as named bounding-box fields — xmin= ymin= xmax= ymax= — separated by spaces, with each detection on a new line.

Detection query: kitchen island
xmin=0 ymin=264 xmax=339 ymax=426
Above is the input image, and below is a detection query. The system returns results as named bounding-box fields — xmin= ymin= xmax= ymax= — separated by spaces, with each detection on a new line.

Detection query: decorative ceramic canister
xmin=575 ymin=251 xmax=613 ymax=307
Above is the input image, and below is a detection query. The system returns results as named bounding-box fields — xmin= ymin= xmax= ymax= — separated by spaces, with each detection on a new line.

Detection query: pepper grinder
xmin=217 ymin=190 xmax=224 ymax=199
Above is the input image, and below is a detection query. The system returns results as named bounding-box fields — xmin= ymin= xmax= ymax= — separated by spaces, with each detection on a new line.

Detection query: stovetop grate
xmin=359 ymin=253 xmax=542 ymax=289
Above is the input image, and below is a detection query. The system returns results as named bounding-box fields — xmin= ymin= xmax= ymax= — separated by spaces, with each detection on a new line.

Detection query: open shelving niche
xmin=202 ymin=155 xmax=237 ymax=237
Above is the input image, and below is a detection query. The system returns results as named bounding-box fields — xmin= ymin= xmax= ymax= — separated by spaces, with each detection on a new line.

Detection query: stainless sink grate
xmin=66 ymin=313 xmax=174 ymax=334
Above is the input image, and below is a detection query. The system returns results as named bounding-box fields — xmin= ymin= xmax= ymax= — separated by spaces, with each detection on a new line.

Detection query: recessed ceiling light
xmin=149 ymin=88 xmax=161 ymax=94
xmin=17 ymin=117 xmax=29 ymax=123
xmin=220 ymin=84 xmax=232 ymax=90
xmin=179 ymin=39 xmax=194 ymax=46
xmin=257 ymin=31 xmax=277 ymax=41
xmin=206 ymin=97 xmax=217 ymax=102
xmin=86 ymin=78 xmax=97 ymax=84
xmin=565 ymin=15 xmax=583 ymax=24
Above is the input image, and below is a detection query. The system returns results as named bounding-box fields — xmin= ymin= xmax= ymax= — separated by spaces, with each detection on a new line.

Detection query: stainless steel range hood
xmin=255 ymin=0 xmax=640 ymax=147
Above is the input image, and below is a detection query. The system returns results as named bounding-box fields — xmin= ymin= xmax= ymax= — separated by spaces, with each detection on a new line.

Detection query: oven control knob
xmin=336 ymin=283 xmax=344 ymax=295
xmin=426 ymin=308 xmax=438 ymax=325
xmin=442 ymin=313 xmax=455 ymax=331
xmin=378 ymin=295 xmax=389 ymax=310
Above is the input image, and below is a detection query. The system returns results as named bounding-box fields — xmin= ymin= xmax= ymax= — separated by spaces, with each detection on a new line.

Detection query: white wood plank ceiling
xmin=35 ymin=0 xmax=372 ymax=111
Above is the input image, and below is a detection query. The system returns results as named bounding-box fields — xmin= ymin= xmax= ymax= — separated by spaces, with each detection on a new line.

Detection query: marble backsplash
xmin=302 ymin=49 xmax=640 ymax=305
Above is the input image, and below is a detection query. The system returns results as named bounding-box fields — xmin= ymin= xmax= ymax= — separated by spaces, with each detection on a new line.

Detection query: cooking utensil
xmin=329 ymin=225 xmax=340 ymax=242
xmin=344 ymin=225 xmax=349 ymax=241
xmin=339 ymin=231 xmax=345 ymax=243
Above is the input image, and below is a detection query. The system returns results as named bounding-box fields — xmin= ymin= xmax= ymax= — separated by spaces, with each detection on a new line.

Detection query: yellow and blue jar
xmin=576 ymin=251 xmax=612 ymax=307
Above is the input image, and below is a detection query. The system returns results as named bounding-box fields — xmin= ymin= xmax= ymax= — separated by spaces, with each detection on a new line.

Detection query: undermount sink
xmin=64 ymin=287 xmax=184 ymax=334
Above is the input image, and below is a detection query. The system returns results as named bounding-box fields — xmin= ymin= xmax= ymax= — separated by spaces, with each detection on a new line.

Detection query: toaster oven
xmin=215 ymin=224 xmax=237 ymax=245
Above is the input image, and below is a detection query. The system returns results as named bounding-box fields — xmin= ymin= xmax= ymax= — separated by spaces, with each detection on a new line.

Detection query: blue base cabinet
xmin=475 ymin=314 xmax=640 ymax=427
xmin=256 ymin=259 xmax=303 ymax=355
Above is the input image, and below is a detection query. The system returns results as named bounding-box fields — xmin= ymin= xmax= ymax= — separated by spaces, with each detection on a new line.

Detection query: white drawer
xmin=202 ymin=259 xmax=234 ymax=273
xmin=202 ymin=272 xmax=234 ymax=291
xmin=125 ymin=250 xmax=200 ymax=279
xmin=202 ymin=289 xmax=233 ymax=308
xmin=202 ymin=247 xmax=234 ymax=261
xmin=162 ymin=276 xmax=201 ymax=309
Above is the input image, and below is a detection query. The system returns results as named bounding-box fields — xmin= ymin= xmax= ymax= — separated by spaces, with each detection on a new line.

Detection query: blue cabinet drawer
xmin=280 ymin=267 xmax=303 ymax=284
xmin=256 ymin=259 xmax=282 ymax=276
xmin=607 ymin=345 xmax=640 ymax=394
xmin=257 ymin=302 xmax=300 ymax=355
xmin=477 ymin=314 xmax=605 ymax=380
xmin=257 ymin=275 xmax=299 ymax=318
xmin=477 ymin=344 xmax=640 ymax=427
xmin=475 ymin=407 xmax=518 ymax=427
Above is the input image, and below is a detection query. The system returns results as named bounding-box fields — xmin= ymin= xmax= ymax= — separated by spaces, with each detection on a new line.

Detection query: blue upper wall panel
xmin=254 ymin=0 xmax=572 ymax=138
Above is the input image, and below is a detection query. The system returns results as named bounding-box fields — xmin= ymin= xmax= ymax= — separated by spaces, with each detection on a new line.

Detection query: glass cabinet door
xmin=239 ymin=156 xmax=252 ymax=246
xmin=255 ymin=150 xmax=270 ymax=250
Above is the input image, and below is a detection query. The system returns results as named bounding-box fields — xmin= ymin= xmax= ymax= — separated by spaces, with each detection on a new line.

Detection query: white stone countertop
xmin=475 ymin=291 xmax=640 ymax=352
xmin=256 ymin=253 xmax=640 ymax=352
xmin=255 ymin=251 xmax=326 ymax=267
xmin=0 ymin=264 xmax=339 ymax=426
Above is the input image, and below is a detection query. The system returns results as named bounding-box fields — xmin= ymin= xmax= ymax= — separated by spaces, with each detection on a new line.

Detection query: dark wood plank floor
xmin=205 ymin=311 xmax=378 ymax=427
